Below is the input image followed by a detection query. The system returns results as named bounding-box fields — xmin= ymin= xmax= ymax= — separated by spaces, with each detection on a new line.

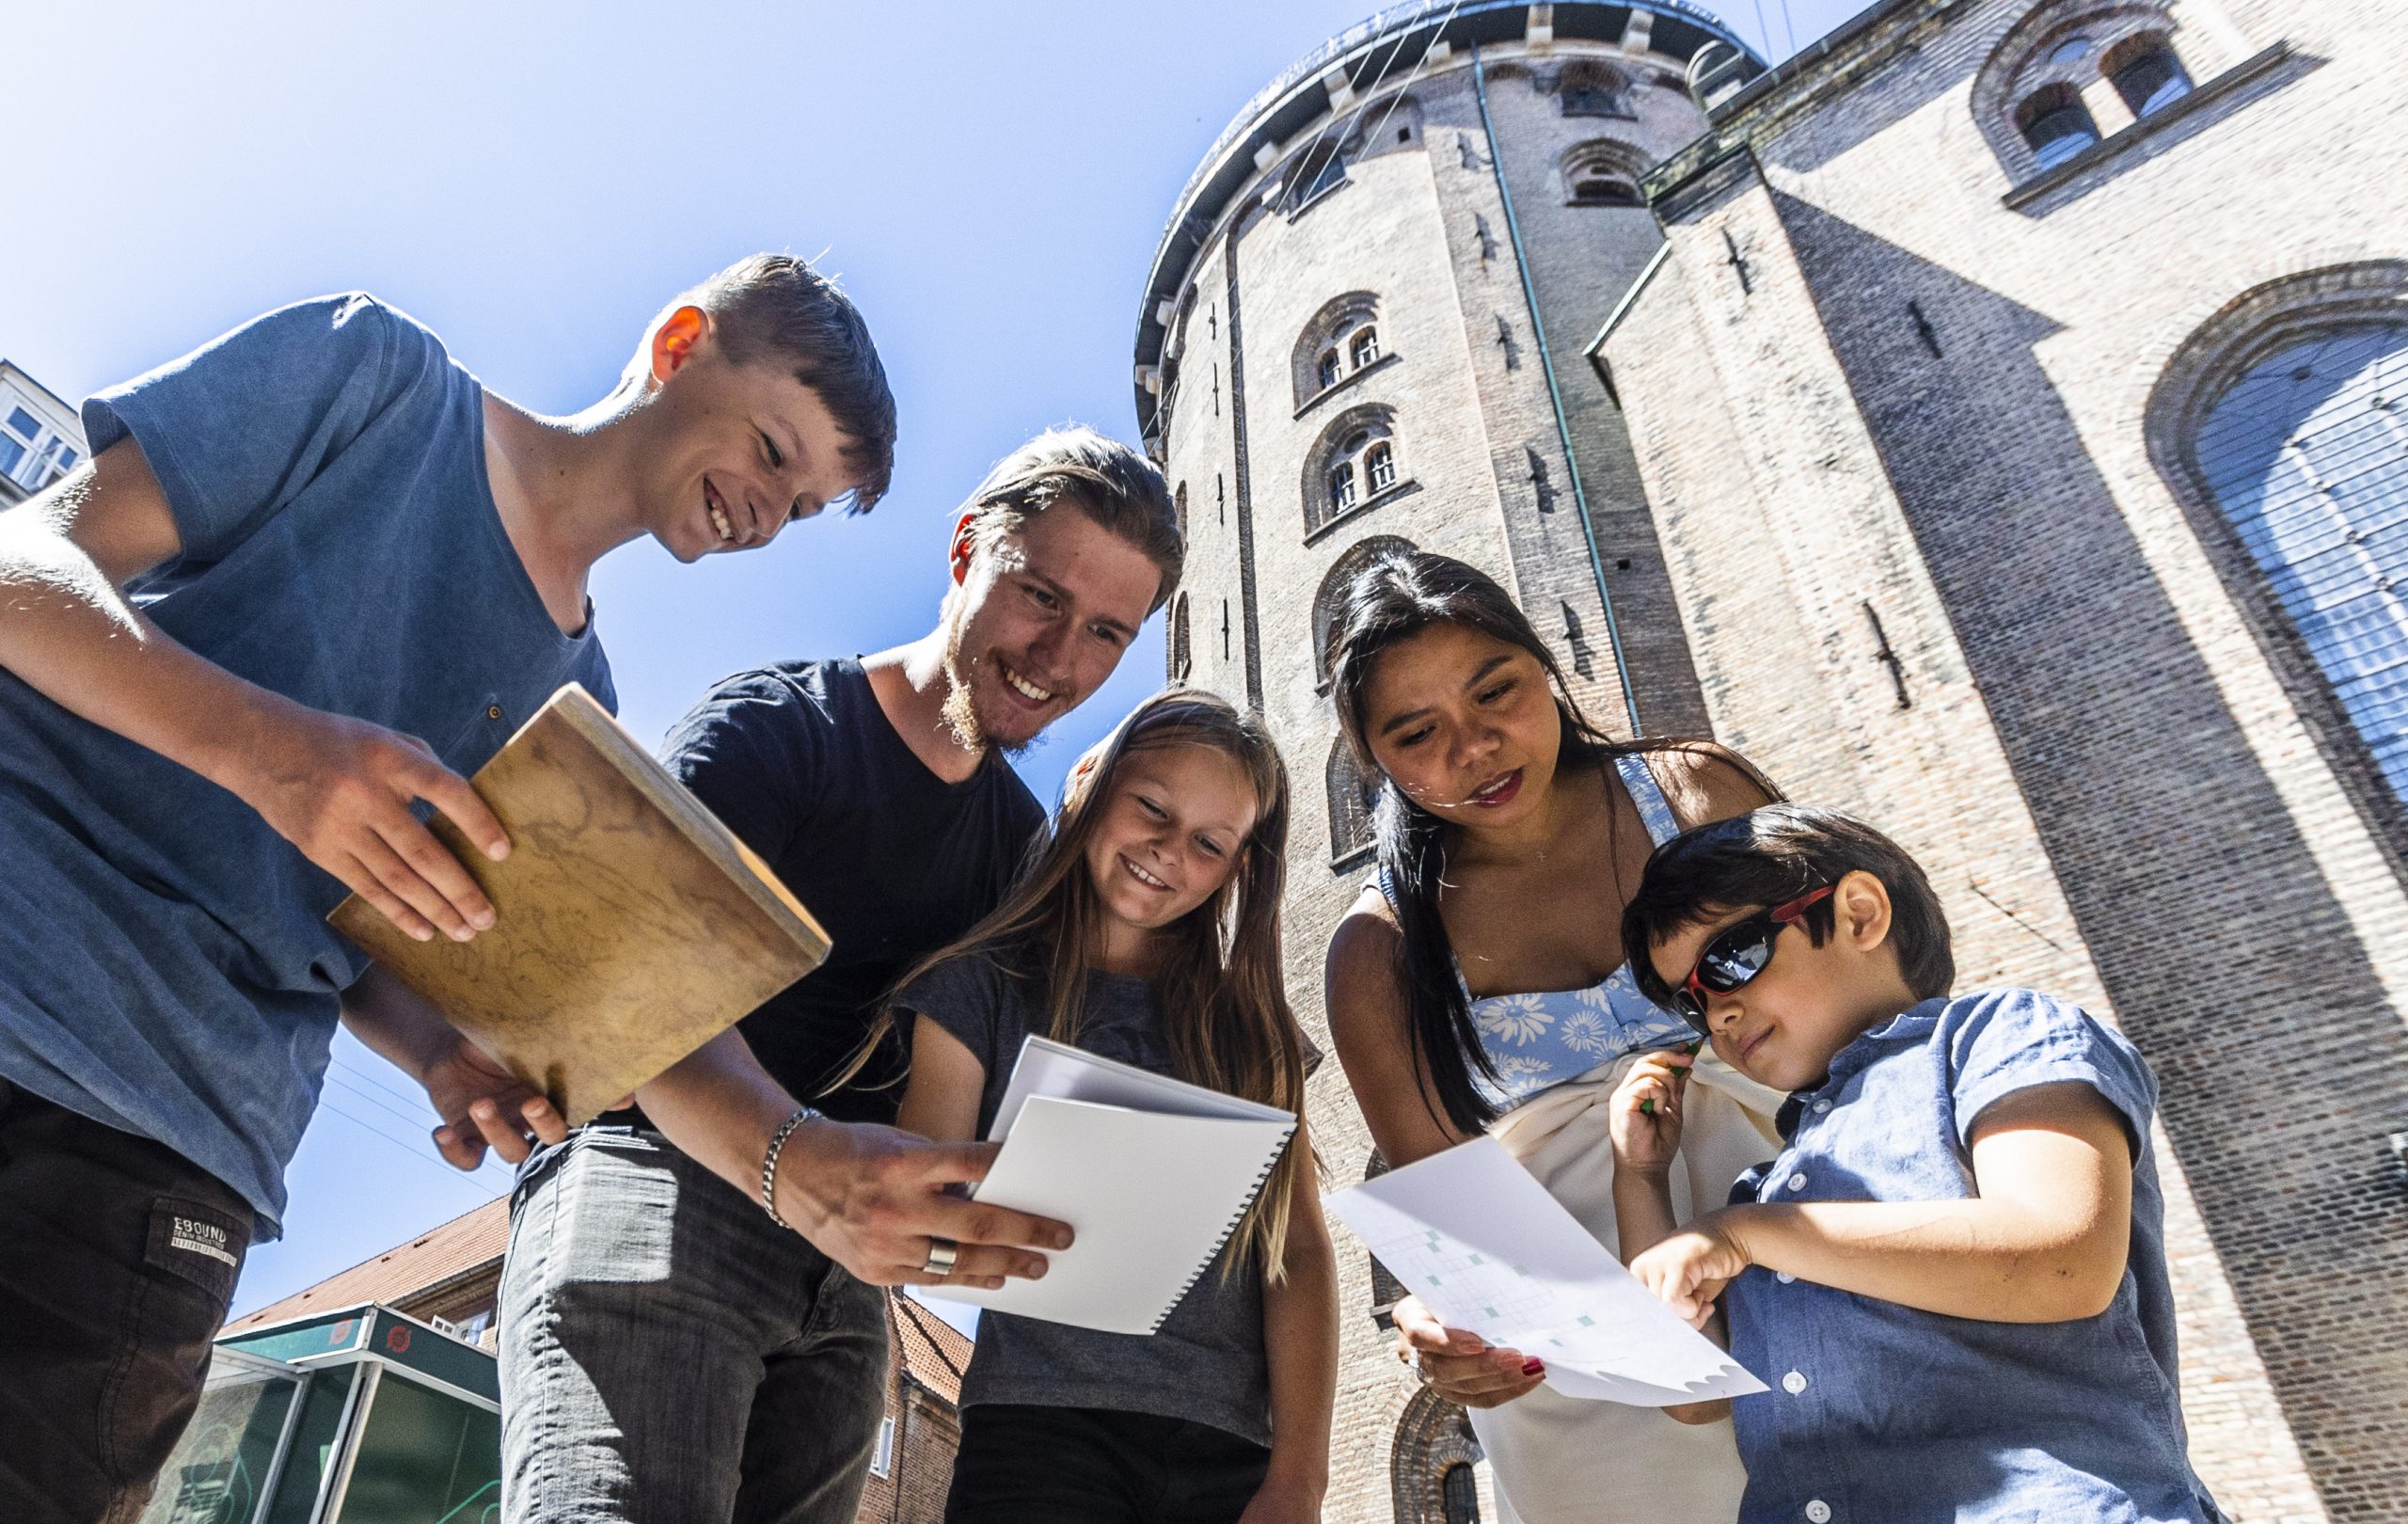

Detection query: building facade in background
xmin=1134 ymin=1 xmax=2406 ymax=1520
xmin=192 ymin=1200 xmax=972 ymax=1524
xmin=0 ymin=357 xmax=87 ymax=506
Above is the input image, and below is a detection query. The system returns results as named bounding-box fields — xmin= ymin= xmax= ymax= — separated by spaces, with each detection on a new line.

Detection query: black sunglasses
xmin=1670 ymin=886 xmax=1835 ymax=1034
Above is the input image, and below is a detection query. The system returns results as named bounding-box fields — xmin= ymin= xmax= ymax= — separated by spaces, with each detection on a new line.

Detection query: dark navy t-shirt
xmin=0 ymin=294 xmax=614 ymax=1232
xmin=644 ymin=659 xmax=1044 ymax=1123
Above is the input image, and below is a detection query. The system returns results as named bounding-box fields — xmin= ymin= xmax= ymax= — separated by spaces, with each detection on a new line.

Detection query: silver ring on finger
xmin=920 ymin=1236 xmax=958 ymax=1278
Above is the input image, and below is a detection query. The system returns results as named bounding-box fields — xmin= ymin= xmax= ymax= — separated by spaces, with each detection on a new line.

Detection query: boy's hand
xmin=230 ymin=695 xmax=510 ymax=943
xmin=420 ymin=1031 xmax=569 ymax=1169
xmin=1390 ymin=1294 xmax=1546 ymax=1408
xmin=1609 ymin=1047 xmax=1694 ymax=1174
xmin=1629 ymin=1208 xmax=1754 ymax=1328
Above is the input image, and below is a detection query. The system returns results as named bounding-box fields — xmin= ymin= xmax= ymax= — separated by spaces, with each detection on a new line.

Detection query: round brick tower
xmin=1132 ymin=6 xmax=1763 ymax=1517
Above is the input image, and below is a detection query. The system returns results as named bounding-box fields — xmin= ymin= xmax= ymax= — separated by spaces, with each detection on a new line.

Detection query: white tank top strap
xmin=1612 ymin=752 xmax=1682 ymax=846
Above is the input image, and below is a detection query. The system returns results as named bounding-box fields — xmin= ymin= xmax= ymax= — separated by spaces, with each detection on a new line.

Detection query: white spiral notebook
xmin=924 ymin=1037 xmax=1296 ymax=1336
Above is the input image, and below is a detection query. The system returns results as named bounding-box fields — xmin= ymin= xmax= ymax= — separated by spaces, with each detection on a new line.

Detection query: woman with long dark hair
xmin=1322 ymin=549 xmax=1784 ymax=1522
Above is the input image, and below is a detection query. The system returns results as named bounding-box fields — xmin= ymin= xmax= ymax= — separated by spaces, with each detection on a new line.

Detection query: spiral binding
xmin=1147 ymin=1120 xmax=1298 ymax=1333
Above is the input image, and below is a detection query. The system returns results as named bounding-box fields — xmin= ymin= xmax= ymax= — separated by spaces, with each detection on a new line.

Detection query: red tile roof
xmin=227 ymin=1195 xmax=978 ymax=1416
xmin=226 ymin=1197 xmax=509 ymax=1333
xmin=891 ymin=1293 xmax=974 ymax=1404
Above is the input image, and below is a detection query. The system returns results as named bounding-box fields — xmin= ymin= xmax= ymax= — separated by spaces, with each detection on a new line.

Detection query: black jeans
xmin=944 ymin=1405 xmax=1272 ymax=1524
xmin=0 ymin=1080 xmax=254 ymax=1524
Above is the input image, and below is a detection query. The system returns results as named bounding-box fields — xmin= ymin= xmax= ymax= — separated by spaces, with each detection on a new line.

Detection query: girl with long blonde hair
xmin=888 ymin=689 xmax=1336 ymax=1524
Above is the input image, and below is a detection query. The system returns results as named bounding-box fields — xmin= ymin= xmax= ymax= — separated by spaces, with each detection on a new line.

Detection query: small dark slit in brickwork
xmin=1862 ymin=600 xmax=1912 ymax=710
xmin=1722 ymin=226 xmax=1753 ymax=295
xmin=1561 ymin=600 xmax=1594 ymax=679
xmin=1909 ymin=299 xmax=1943 ymax=357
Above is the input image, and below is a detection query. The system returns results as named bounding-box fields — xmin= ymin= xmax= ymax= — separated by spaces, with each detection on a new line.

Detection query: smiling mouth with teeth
xmin=705 ymin=479 xmax=739 ymax=545
xmin=1001 ymin=662 xmax=1054 ymax=706
xmin=1120 ymin=854 xmax=1172 ymax=892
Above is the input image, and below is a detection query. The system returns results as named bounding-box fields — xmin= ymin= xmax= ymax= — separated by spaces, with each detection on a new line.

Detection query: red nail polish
xmin=1522 ymin=1357 xmax=1545 ymax=1376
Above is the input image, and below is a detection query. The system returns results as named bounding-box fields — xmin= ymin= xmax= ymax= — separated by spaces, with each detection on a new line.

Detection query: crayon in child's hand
xmin=1639 ymin=1040 xmax=1705 ymax=1116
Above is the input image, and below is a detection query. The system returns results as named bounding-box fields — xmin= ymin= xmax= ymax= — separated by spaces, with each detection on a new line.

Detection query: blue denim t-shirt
xmin=0 ymin=294 xmax=612 ymax=1234
xmin=1720 ymin=989 xmax=2225 ymax=1524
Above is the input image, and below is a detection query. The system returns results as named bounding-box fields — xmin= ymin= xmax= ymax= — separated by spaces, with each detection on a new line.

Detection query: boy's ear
xmin=648 ymin=305 xmax=711 ymax=383
xmin=1835 ymin=869 xmax=1894 ymax=951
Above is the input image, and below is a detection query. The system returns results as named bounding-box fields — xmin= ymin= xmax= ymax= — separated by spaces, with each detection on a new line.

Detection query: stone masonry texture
xmin=1142 ymin=1 xmax=2405 ymax=1518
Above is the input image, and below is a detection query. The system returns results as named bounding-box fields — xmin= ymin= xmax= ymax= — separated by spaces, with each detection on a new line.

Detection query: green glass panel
xmin=136 ymin=1364 xmax=298 ymax=1524
xmin=264 ymin=1373 xmax=356 ymax=1524
xmin=333 ymin=1375 xmax=500 ymax=1524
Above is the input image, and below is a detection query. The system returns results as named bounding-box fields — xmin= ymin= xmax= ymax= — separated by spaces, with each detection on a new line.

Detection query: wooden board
xmin=331 ymin=684 xmax=831 ymax=1125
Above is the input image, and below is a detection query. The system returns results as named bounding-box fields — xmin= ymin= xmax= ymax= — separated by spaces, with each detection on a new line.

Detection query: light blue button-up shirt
xmin=1720 ymin=988 xmax=2226 ymax=1524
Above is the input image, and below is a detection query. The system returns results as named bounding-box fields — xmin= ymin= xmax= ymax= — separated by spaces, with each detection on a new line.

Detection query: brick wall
xmin=1152 ymin=17 xmax=1735 ymax=1520
xmin=1600 ymin=0 xmax=2408 ymax=1516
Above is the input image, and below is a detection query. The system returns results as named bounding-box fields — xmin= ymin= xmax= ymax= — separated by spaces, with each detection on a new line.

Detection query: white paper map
xmin=1325 ymin=1136 xmax=1767 ymax=1406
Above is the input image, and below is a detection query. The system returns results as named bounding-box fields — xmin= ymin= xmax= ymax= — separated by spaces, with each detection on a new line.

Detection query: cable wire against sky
xmin=1280 ymin=0 xmax=1466 ymax=215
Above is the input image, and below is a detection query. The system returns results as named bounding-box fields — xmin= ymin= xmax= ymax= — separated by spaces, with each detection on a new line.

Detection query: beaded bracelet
xmin=760 ymin=1106 xmax=818 ymax=1229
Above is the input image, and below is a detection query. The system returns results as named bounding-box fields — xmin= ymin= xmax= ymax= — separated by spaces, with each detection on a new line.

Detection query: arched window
xmin=1557 ymin=59 xmax=1632 ymax=119
xmin=1560 ymin=139 xmax=1649 ymax=209
xmin=1304 ymin=405 xmax=1403 ymax=535
xmin=2108 ymin=36 xmax=2193 ymax=118
xmin=1291 ymin=135 xmax=1348 ymax=212
xmin=1328 ymin=460 xmax=1358 ymax=518
xmin=2018 ymin=84 xmax=2099 ymax=169
xmin=1973 ymin=2 xmax=2225 ymax=184
xmin=1442 ymin=1463 xmax=1481 ymax=1524
xmin=1173 ymin=482 xmax=1188 ymax=539
xmin=1389 ymin=1388 xmax=1485 ymax=1524
xmin=1328 ymin=737 xmax=1381 ymax=864
xmin=1365 ymin=440 xmax=1396 ymax=495
xmin=1167 ymin=593 xmax=1192 ymax=684
xmin=2193 ymin=323 xmax=2408 ymax=800
xmin=1291 ymin=293 xmax=1385 ymax=408
xmin=1312 ymin=534 xmax=1418 ymax=686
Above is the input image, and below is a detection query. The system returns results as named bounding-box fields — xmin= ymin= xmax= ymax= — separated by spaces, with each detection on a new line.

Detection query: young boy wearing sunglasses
xmin=1605 ymin=804 xmax=2226 ymax=1524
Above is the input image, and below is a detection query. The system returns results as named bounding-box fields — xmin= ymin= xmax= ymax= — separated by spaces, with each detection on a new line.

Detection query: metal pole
xmin=1471 ymin=42 xmax=1644 ymax=734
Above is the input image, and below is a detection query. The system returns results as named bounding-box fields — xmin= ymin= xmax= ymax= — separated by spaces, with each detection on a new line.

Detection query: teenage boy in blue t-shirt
xmin=1608 ymin=805 xmax=2226 ymax=1524
xmin=0 ymin=259 xmax=1063 ymax=1523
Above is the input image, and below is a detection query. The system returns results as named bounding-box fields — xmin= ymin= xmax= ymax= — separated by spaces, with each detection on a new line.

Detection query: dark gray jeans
xmin=499 ymin=1128 xmax=889 ymax=1524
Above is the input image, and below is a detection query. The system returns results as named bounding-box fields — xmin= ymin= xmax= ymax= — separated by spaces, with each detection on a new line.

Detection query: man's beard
xmin=940 ymin=616 xmax=1037 ymax=760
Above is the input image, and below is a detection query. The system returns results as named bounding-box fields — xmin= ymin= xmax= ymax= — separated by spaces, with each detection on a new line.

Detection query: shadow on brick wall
xmin=1766 ymin=187 xmax=2408 ymax=1521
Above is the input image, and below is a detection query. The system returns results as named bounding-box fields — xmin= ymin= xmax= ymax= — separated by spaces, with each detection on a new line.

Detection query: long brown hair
xmin=889 ymin=689 xmax=1312 ymax=1277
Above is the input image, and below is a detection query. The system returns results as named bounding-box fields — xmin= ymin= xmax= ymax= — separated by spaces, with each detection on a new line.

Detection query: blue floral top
xmin=1381 ymin=754 xmax=1698 ymax=1110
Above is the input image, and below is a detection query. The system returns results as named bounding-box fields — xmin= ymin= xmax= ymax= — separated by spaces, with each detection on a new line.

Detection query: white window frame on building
xmin=0 ymin=360 xmax=87 ymax=505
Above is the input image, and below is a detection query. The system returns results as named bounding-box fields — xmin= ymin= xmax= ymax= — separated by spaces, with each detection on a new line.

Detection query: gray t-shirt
xmin=895 ymin=948 xmax=1273 ymax=1447
xmin=0 ymin=294 xmax=613 ymax=1232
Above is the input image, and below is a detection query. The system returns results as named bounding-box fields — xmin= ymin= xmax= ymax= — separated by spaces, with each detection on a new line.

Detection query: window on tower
xmin=1328 ymin=461 xmax=1358 ymax=517
xmin=2017 ymin=84 xmax=2099 ymax=169
xmin=1557 ymin=59 xmax=1633 ymax=119
xmin=2107 ymin=37 xmax=2193 ymax=118
xmin=1312 ymin=534 xmax=1418 ymax=687
xmin=1291 ymin=293 xmax=1389 ymax=410
xmin=1304 ymin=405 xmax=1405 ymax=537
xmin=1365 ymin=440 xmax=1396 ymax=495
xmin=1560 ymin=139 xmax=1649 ymax=209
xmin=1976 ymin=1 xmax=2245 ymax=194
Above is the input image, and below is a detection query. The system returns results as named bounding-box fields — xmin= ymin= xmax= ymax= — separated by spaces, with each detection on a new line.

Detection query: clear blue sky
xmin=0 ymin=0 xmax=1859 ymax=1320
